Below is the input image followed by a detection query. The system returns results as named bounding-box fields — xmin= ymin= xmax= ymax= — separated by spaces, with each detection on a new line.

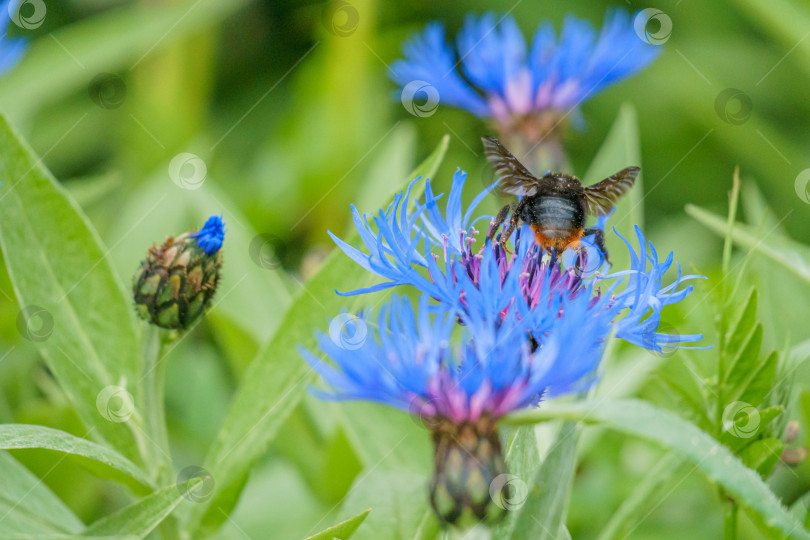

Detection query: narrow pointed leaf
xmin=0 ymin=114 xmax=144 ymax=463
xmin=597 ymin=452 xmax=687 ymax=540
xmin=0 ymin=451 xmax=84 ymax=535
xmin=686 ymin=204 xmax=810 ymax=284
xmin=305 ymin=509 xmax=371 ymax=540
xmin=83 ymin=479 xmax=205 ymax=538
xmin=0 ymin=424 xmax=152 ymax=494
xmin=499 ymin=422 xmax=579 ymax=540
xmin=507 ymin=399 xmax=810 ymax=540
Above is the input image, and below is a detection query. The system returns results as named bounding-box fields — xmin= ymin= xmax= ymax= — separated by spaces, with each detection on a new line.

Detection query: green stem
xmin=142 ymin=325 xmax=173 ymax=485
xmin=716 ymin=169 xmax=741 ymax=437
xmin=723 ymin=492 xmax=738 ymax=540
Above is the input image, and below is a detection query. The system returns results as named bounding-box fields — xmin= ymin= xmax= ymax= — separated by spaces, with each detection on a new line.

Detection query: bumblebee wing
xmin=582 ymin=166 xmax=640 ymax=216
xmin=482 ymin=136 xmax=542 ymax=196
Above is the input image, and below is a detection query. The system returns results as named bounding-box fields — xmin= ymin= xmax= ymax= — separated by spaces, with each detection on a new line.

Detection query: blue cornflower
xmin=301 ymin=289 xmax=618 ymax=524
xmin=191 ymin=215 xmax=225 ymax=255
xmin=302 ymin=291 xmax=609 ymax=424
xmin=309 ymin=165 xmax=707 ymax=525
xmin=0 ymin=1 xmax=28 ymax=74
xmin=329 ymin=168 xmax=706 ymax=355
xmin=392 ymin=10 xmax=659 ymax=136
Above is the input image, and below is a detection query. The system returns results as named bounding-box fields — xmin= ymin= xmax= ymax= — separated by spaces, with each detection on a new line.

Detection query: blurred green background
xmin=1 ymin=0 xmax=809 ymax=538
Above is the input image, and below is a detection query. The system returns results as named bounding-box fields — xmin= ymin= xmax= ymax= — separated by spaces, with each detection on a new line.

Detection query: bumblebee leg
xmin=501 ymin=219 xmax=520 ymax=254
xmin=500 ymin=198 xmax=529 ymax=254
xmin=583 ymin=227 xmax=610 ymax=264
xmin=488 ymin=204 xmax=516 ymax=243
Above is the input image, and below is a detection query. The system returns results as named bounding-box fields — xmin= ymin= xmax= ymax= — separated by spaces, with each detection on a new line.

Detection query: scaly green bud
xmin=429 ymin=415 xmax=508 ymax=527
xmin=133 ymin=216 xmax=225 ymax=330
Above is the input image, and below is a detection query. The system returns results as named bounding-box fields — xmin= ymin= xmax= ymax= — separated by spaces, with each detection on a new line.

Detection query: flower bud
xmin=133 ymin=216 xmax=224 ymax=330
xmin=429 ymin=415 xmax=508 ymax=527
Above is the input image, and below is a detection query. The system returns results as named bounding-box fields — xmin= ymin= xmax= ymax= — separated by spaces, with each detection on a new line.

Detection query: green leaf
xmin=319 ymin=427 xmax=365 ymax=503
xmin=686 ymin=204 xmax=810 ymax=285
xmin=0 ymin=0 xmax=250 ymax=122
xmin=725 ymin=288 xmax=758 ymax=357
xmin=506 ymin=399 xmax=810 ymax=540
xmin=0 ymin=451 xmax=84 ymax=535
xmin=333 ymin=470 xmax=434 ymax=540
xmin=0 ymin=424 xmax=153 ymax=494
xmin=741 ymin=180 xmax=782 ymax=232
xmin=723 ymin=324 xmax=763 ymax=401
xmin=0 ymin=114 xmax=144 ymax=463
xmin=740 ymin=438 xmax=784 ymax=478
xmin=722 ymin=168 xmax=741 ymax=276
xmin=720 ymin=405 xmax=782 ymax=454
xmin=305 ymin=509 xmax=371 ymax=540
xmin=188 ymin=136 xmax=449 ymax=536
xmin=83 ymin=478 xmax=205 ymax=538
xmin=337 ymin=402 xmax=430 ymax=473
xmin=490 ymin=425 xmax=538 ymax=539
xmin=597 ymin=452 xmax=687 ymax=540
xmin=505 ymin=425 xmax=541 ymax=486
xmin=738 ymin=351 xmax=779 ymax=408
xmin=497 ymin=422 xmax=579 ymax=540
xmin=656 ymin=373 xmax=711 ymax=430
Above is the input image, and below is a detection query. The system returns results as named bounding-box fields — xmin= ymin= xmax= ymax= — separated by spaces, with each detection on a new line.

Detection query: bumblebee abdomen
xmin=525 ymin=195 xmax=584 ymax=237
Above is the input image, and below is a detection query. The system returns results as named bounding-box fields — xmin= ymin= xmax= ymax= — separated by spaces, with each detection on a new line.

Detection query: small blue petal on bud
xmin=191 ymin=215 xmax=225 ymax=255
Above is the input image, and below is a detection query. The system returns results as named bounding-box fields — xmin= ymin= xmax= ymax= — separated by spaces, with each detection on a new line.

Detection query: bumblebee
xmin=482 ymin=136 xmax=639 ymax=262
